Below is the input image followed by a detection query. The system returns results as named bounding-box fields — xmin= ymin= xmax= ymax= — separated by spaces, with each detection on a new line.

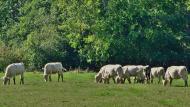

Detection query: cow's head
xmin=143 ymin=65 xmax=151 ymax=83
xmin=143 ymin=65 xmax=151 ymax=73
xmin=44 ymin=75 xmax=48 ymax=82
xmin=162 ymin=80 xmax=167 ymax=86
xmin=115 ymin=76 xmax=123 ymax=84
xmin=95 ymin=73 xmax=102 ymax=83
xmin=3 ymin=77 xmax=10 ymax=85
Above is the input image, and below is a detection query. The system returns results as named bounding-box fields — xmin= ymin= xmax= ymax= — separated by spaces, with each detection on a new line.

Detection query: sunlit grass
xmin=0 ymin=72 xmax=190 ymax=107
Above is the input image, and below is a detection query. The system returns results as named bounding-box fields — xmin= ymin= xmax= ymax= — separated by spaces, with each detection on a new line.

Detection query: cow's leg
xmin=121 ymin=79 xmax=123 ymax=84
xmin=127 ymin=77 xmax=131 ymax=84
xmin=112 ymin=77 xmax=116 ymax=84
xmin=102 ymin=78 xmax=105 ymax=84
xmin=169 ymin=78 xmax=173 ymax=86
xmin=108 ymin=78 xmax=110 ymax=84
xmin=8 ymin=79 xmax=10 ymax=85
xmin=4 ymin=79 xmax=10 ymax=85
xmin=103 ymin=78 xmax=107 ymax=84
xmin=58 ymin=74 xmax=60 ymax=82
xmin=49 ymin=75 xmax=52 ymax=82
xmin=158 ymin=76 xmax=161 ymax=84
xmin=20 ymin=78 xmax=24 ymax=85
xmin=146 ymin=74 xmax=150 ymax=84
xmin=3 ymin=79 xmax=7 ymax=85
xmin=99 ymin=78 xmax=102 ymax=83
xmin=123 ymin=78 xmax=126 ymax=84
xmin=163 ymin=79 xmax=167 ymax=86
xmin=13 ymin=77 xmax=16 ymax=85
xmin=20 ymin=74 xmax=24 ymax=85
xmin=134 ymin=77 xmax=137 ymax=83
xmin=106 ymin=78 xmax=110 ymax=84
xmin=150 ymin=77 xmax=153 ymax=84
xmin=22 ymin=77 xmax=24 ymax=84
xmin=61 ymin=74 xmax=63 ymax=82
xmin=185 ymin=80 xmax=188 ymax=87
xmin=121 ymin=78 xmax=125 ymax=84
xmin=44 ymin=75 xmax=48 ymax=82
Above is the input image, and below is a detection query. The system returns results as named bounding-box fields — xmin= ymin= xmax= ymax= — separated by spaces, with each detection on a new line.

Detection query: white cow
xmin=3 ymin=63 xmax=25 ymax=85
xmin=122 ymin=65 xmax=148 ymax=84
xmin=96 ymin=64 xmax=124 ymax=84
xmin=150 ymin=67 xmax=165 ymax=84
xmin=163 ymin=66 xmax=188 ymax=87
xmin=121 ymin=66 xmax=131 ymax=84
xmin=43 ymin=62 xmax=66 ymax=82
xmin=95 ymin=66 xmax=105 ymax=83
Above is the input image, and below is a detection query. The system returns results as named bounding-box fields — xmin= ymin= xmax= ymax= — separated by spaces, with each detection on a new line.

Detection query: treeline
xmin=0 ymin=0 xmax=190 ymax=71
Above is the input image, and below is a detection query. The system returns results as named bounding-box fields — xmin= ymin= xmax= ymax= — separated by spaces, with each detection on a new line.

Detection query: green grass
xmin=0 ymin=72 xmax=190 ymax=107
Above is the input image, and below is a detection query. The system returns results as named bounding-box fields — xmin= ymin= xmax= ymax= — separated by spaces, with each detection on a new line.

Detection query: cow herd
xmin=1 ymin=62 xmax=66 ymax=85
xmin=95 ymin=64 xmax=188 ymax=87
xmin=0 ymin=62 xmax=189 ymax=87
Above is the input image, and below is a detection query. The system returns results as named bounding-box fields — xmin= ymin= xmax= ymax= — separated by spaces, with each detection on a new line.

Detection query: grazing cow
xmin=43 ymin=62 xmax=66 ymax=82
xmin=3 ymin=63 xmax=25 ymax=85
xmin=95 ymin=66 xmax=105 ymax=83
xmin=122 ymin=65 xmax=146 ymax=84
xmin=121 ymin=66 xmax=131 ymax=84
xmin=150 ymin=67 xmax=165 ymax=84
xmin=95 ymin=64 xmax=124 ymax=84
xmin=163 ymin=66 xmax=188 ymax=87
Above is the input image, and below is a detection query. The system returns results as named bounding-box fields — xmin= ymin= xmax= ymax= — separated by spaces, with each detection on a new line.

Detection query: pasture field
xmin=0 ymin=71 xmax=190 ymax=107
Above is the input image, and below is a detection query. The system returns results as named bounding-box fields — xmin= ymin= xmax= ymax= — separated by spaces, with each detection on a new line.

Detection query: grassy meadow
xmin=0 ymin=71 xmax=190 ymax=107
